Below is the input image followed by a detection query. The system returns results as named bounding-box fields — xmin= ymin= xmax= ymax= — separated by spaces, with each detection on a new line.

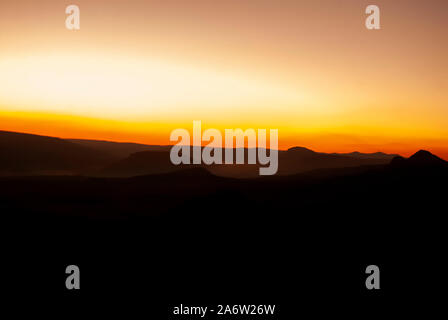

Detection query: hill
xmin=0 ymin=130 xmax=402 ymax=178
xmin=0 ymin=130 xmax=117 ymax=175
xmin=390 ymin=150 xmax=448 ymax=168
xmin=68 ymin=138 xmax=170 ymax=158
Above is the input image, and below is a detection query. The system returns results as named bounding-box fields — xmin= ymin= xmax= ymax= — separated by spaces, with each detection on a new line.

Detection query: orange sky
xmin=1 ymin=0 xmax=447 ymax=158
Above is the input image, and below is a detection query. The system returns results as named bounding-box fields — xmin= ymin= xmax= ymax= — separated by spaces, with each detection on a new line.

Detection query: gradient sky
xmin=1 ymin=0 xmax=447 ymax=157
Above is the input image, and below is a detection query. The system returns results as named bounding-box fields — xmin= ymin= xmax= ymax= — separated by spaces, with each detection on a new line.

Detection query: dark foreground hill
xmin=1 ymin=150 xmax=445 ymax=220
xmin=2 ymin=149 xmax=447 ymax=304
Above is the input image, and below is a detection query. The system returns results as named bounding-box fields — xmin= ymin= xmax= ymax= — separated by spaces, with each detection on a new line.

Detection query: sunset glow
xmin=1 ymin=0 xmax=447 ymax=158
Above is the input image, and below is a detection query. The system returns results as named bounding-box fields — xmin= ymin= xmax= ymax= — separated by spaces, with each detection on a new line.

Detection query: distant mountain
xmin=408 ymin=150 xmax=447 ymax=165
xmin=0 ymin=131 xmax=117 ymax=175
xmin=273 ymin=147 xmax=393 ymax=176
xmin=68 ymin=139 xmax=170 ymax=159
xmin=391 ymin=150 xmax=448 ymax=168
xmin=98 ymin=146 xmax=395 ymax=178
xmin=8 ymin=130 xmax=442 ymax=178
xmin=330 ymin=151 xmax=398 ymax=160
xmin=287 ymin=146 xmax=316 ymax=155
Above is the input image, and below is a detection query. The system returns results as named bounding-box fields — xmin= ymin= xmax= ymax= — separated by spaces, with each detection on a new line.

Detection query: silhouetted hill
xmin=275 ymin=147 xmax=393 ymax=176
xmin=3 ymin=147 xmax=447 ymax=305
xmin=390 ymin=150 xmax=448 ymax=168
xmin=2 ymin=136 xmax=446 ymax=304
xmin=330 ymin=151 xmax=398 ymax=160
xmin=408 ymin=150 xmax=447 ymax=166
xmin=0 ymin=131 xmax=117 ymax=175
xmin=68 ymin=138 xmax=170 ymax=158
xmin=2 ymin=152 xmax=446 ymax=221
xmin=95 ymin=146 xmax=397 ymax=178
xmin=287 ymin=146 xmax=316 ymax=155
xmin=0 ymin=129 xmax=403 ymax=178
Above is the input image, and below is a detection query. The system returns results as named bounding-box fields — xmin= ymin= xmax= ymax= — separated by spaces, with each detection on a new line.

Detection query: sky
xmin=0 ymin=0 xmax=447 ymax=157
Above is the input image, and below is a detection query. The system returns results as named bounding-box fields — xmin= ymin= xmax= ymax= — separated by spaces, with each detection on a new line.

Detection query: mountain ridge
xmin=2 ymin=130 xmax=445 ymax=178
